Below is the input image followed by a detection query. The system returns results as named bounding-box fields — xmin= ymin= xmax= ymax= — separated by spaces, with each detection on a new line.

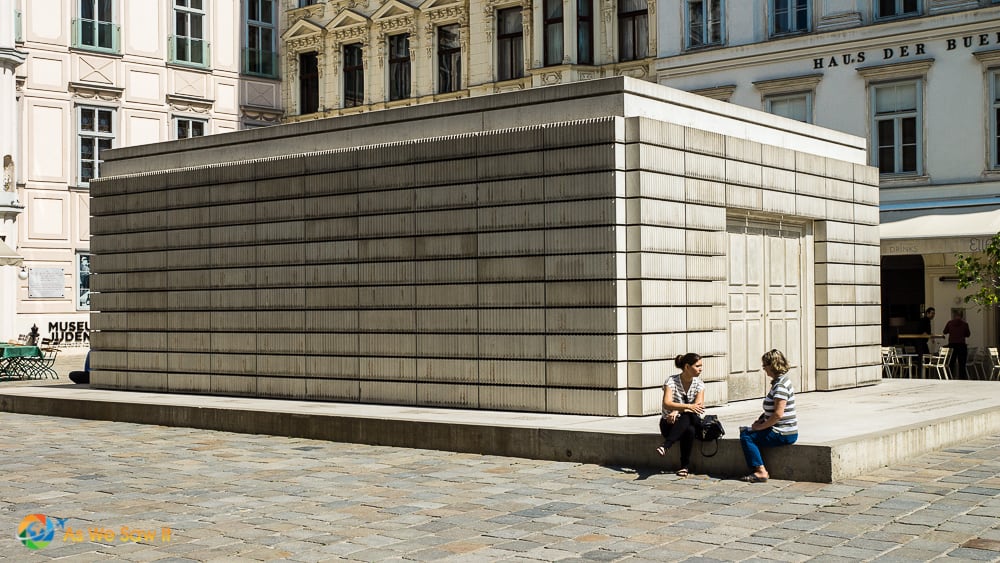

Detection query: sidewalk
xmin=2 ymin=353 xmax=998 ymax=483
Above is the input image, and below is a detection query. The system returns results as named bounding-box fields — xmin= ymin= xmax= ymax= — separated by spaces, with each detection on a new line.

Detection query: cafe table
xmin=0 ymin=344 xmax=43 ymax=379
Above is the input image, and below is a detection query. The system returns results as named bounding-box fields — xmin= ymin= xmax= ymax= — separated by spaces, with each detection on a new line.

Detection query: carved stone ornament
xmin=331 ymin=25 xmax=368 ymax=43
xmin=602 ymin=0 xmax=614 ymax=23
xmin=241 ymin=109 xmax=283 ymax=123
xmin=541 ymin=71 xmax=562 ymax=84
xmin=329 ymin=0 xmax=370 ymax=11
xmin=615 ymin=65 xmax=647 ymax=79
xmin=68 ymin=81 xmax=123 ymax=102
xmin=288 ymin=35 xmax=323 ymax=52
xmin=493 ymin=80 xmax=527 ymax=93
xmin=166 ymin=93 xmax=214 ymax=114
xmin=426 ymin=4 xmax=468 ymax=25
xmin=289 ymin=3 xmax=324 ymax=19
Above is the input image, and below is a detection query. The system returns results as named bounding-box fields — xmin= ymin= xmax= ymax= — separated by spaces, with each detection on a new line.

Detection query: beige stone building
xmin=279 ymin=0 xmax=656 ymax=121
xmin=0 ymin=0 xmax=283 ymax=344
xmin=90 ymin=78 xmax=881 ymax=415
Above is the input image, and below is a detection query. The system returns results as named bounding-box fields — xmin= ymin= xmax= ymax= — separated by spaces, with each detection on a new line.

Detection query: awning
xmin=880 ymin=205 xmax=1000 ymax=255
xmin=0 ymin=240 xmax=22 ymax=267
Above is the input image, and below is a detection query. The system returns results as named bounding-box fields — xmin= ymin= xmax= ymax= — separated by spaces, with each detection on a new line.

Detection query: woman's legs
xmin=676 ymin=413 xmax=697 ymax=469
xmin=659 ymin=414 xmax=697 ymax=472
xmin=740 ymin=428 xmax=797 ymax=478
xmin=660 ymin=414 xmax=694 ymax=448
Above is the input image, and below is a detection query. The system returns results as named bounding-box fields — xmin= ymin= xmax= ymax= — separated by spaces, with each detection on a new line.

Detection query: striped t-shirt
xmin=763 ymin=375 xmax=797 ymax=435
xmin=662 ymin=374 xmax=705 ymax=418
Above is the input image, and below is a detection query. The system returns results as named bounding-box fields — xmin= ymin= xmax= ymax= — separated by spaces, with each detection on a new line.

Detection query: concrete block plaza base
xmin=91 ymin=77 xmax=881 ymax=416
xmin=1 ymin=379 xmax=998 ymax=483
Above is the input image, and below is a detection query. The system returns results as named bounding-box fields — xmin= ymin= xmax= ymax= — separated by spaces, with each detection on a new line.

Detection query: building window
xmin=343 ymin=43 xmax=364 ymax=108
xmin=78 ymin=106 xmax=114 ymax=186
xmin=770 ymin=0 xmax=809 ymax=36
xmin=876 ymin=0 xmax=919 ymax=20
xmin=245 ymin=0 xmax=276 ymax=77
xmin=872 ymin=81 xmax=921 ymax=175
xmin=618 ymin=0 xmax=648 ymax=61
xmin=175 ymin=117 xmax=206 ymax=139
xmin=299 ymin=0 xmax=318 ymax=6
xmin=171 ymin=0 xmax=209 ymax=67
xmin=991 ymin=71 xmax=1000 ymax=169
xmin=299 ymin=51 xmax=319 ymax=114
xmin=73 ymin=0 xmax=119 ymax=53
xmin=766 ymin=93 xmax=811 ymax=123
xmin=497 ymin=8 xmax=524 ymax=81
xmin=578 ymin=0 xmax=593 ymax=64
xmin=77 ymin=253 xmax=91 ymax=311
xmin=544 ymin=0 xmax=563 ymax=65
xmin=686 ymin=0 xmax=723 ymax=49
xmin=437 ymin=24 xmax=461 ymax=94
xmin=388 ymin=34 xmax=411 ymax=101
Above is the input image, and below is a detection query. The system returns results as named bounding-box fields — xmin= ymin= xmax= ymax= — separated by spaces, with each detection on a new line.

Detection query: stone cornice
xmin=752 ymin=73 xmax=824 ymax=95
xmin=330 ymin=24 xmax=369 ymax=44
xmin=0 ymin=47 xmax=28 ymax=68
xmin=166 ymin=93 xmax=215 ymax=114
xmin=688 ymin=84 xmax=737 ymax=102
xmin=288 ymin=34 xmax=324 ymax=52
xmin=856 ymin=58 xmax=934 ymax=81
xmin=68 ymin=81 xmax=124 ymax=101
xmin=973 ymin=48 xmax=1000 ymax=67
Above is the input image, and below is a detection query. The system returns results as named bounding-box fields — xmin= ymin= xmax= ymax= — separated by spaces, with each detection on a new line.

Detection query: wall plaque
xmin=28 ymin=268 xmax=65 ymax=298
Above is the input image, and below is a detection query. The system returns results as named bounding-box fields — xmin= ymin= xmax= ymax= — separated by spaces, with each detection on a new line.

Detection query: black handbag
xmin=697 ymin=415 xmax=725 ymax=442
xmin=696 ymin=415 xmax=725 ymax=457
xmin=679 ymin=383 xmax=725 ymax=456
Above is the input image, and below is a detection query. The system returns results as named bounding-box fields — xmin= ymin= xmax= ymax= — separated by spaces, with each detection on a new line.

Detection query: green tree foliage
xmin=955 ymin=232 xmax=1000 ymax=310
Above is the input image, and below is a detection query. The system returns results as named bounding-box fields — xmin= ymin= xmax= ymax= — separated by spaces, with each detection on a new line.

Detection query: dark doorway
xmin=881 ymin=254 xmax=925 ymax=345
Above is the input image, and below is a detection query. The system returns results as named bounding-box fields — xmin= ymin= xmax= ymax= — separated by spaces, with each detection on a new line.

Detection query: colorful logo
xmin=17 ymin=514 xmax=56 ymax=550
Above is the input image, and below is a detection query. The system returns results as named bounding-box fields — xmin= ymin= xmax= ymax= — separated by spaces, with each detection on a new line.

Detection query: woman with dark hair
xmin=656 ymin=352 xmax=706 ymax=477
xmin=739 ymin=349 xmax=798 ymax=483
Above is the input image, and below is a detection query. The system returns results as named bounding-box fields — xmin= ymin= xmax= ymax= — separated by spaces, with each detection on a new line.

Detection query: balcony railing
xmin=71 ymin=18 xmax=121 ymax=54
xmin=242 ymin=47 xmax=279 ymax=78
xmin=168 ymin=35 xmax=211 ymax=69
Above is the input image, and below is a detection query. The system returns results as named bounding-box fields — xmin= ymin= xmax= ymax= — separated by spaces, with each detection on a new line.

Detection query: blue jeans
xmin=740 ymin=427 xmax=797 ymax=469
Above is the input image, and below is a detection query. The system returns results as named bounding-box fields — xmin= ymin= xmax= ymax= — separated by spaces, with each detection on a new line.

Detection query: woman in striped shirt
xmin=739 ymin=349 xmax=798 ymax=483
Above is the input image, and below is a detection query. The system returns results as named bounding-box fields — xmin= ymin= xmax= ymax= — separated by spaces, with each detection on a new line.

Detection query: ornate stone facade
xmin=280 ymin=0 xmax=657 ymax=120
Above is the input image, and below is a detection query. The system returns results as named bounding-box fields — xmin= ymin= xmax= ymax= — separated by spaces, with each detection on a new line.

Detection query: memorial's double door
xmin=727 ymin=220 xmax=809 ymax=401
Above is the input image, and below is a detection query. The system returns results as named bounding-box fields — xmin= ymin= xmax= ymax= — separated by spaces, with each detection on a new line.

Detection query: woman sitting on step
xmin=656 ymin=353 xmax=706 ymax=478
xmin=739 ymin=348 xmax=799 ymax=483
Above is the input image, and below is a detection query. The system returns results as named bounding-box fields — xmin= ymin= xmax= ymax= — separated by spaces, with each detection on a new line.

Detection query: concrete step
xmin=0 ymin=379 xmax=997 ymax=482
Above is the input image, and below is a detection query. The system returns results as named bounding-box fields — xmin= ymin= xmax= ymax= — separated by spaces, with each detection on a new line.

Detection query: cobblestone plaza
xmin=2 ymin=408 xmax=1000 ymax=561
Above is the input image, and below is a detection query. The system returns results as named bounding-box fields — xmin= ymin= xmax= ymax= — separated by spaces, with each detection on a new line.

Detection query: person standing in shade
xmin=915 ymin=307 xmax=935 ymax=359
xmin=943 ymin=309 xmax=971 ymax=379
xmin=739 ymin=349 xmax=798 ymax=483
xmin=656 ymin=353 xmax=705 ymax=478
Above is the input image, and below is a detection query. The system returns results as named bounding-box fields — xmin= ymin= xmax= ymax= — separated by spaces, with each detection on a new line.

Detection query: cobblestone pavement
xmin=1 ymin=408 xmax=999 ymax=562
